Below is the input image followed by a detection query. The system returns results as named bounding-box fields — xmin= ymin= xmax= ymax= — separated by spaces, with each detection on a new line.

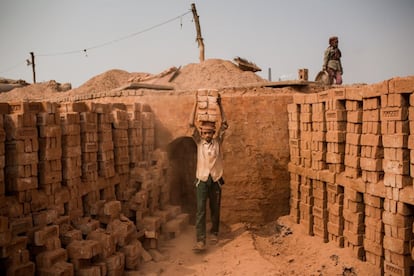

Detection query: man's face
xmin=201 ymin=130 xmax=214 ymax=142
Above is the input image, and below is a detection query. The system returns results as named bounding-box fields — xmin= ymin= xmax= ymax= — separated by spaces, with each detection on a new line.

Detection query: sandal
xmin=192 ymin=241 xmax=206 ymax=252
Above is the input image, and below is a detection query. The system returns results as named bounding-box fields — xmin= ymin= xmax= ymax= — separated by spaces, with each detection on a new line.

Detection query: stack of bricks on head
xmin=195 ymin=89 xmax=222 ymax=135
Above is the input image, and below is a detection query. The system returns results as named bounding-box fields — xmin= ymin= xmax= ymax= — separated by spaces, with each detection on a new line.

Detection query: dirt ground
xmin=138 ymin=215 xmax=378 ymax=276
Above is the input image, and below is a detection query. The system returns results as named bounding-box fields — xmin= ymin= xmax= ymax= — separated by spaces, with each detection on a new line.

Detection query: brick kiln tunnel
xmin=2 ymin=76 xmax=414 ymax=275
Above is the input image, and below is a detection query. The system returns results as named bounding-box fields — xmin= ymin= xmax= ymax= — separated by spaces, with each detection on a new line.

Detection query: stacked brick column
xmin=311 ymin=98 xmax=327 ymax=171
xmin=287 ymin=103 xmax=301 ymax=223
xmin=37 ymin=102 xmax=62 ymax=198
xmin=312 ymin=179 xmax=328 ymax=242
xmin=141 ymin=105 xmax=155 ymax=163
xmin=325 ymin=89 xmax=346 ymax=174
xmin=364 ymin=193 xmax=384 ymax=271
xmin=4 ymin=103 xmax=40 ymax=272
xmin=287 ymin=103 xmax=301 ymax=166
xmin=327 ymin=182 xmax=344 ymax=247
xmin=79 ymin=104 xmax=101 ymax=220
xmin=94 ymin=103 xmax=116 ymax=181
xmin=299 ymin=101 xmax=312 ymax=169
xmin=112 ymin=104 xmax=130 ymax=176
xmin=127 ymin=103 xmax=143 ymax=168
xmin=360 ymin=96 xmax=383 ymax=184
xmin=59 ymin=103 xmax=83 ymax=221
xmin=343 ymin=188 xmax=365 ymax=260
xmin=299 ymin=176 xmax=313 ymax=235
xmin=5 ymin=102 xmax=40 ymax=213
xmin=344 ymin=91 xmax=363 ymax=179
xmin=382 ymin=81 xmax=414 ymax=275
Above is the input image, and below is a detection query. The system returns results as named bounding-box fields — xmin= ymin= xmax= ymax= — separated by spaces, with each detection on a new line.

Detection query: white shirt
xmin=196 ymin=139 xmax=223 ymax=182
xmin=191 ymin=123 xmax=227 ymax=182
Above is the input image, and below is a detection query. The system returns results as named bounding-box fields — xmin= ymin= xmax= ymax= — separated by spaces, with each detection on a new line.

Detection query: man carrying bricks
xmin=323 ymin=36 xmax=343 ymax=85
xmin=189 ymin=93 xmax=228 ymax=252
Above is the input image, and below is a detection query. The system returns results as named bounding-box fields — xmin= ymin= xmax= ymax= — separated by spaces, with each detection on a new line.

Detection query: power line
xmin=37 ymin=10 xmax=192 ymax=57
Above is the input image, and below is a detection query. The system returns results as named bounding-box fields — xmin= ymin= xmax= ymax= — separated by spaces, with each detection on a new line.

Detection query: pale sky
xmin=1 ymin=0 xmax=413 ymax=88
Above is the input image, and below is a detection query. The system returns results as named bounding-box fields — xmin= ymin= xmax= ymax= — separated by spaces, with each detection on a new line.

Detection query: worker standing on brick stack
xmin=323 ymin=36 xmax=343 ymax=85
xmin=189 ymin=92 xmax=228 ymax=252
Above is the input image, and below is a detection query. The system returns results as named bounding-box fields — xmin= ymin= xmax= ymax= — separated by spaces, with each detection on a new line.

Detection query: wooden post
xmin=30 ymin=52 xmax=36 ymax=83
xmin=191 ymin=3 xmax=205 ymax=62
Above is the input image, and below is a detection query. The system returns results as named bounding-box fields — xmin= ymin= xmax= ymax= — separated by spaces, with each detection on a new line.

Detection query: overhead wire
xmin=37 ymin=10 xmax=192 ymax=57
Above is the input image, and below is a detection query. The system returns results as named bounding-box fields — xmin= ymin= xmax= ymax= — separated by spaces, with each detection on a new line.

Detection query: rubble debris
xmin=233 ymin=56 xmax=261 ymax=72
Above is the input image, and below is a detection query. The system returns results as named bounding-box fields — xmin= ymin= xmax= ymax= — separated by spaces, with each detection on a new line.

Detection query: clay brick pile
xmin=0 ymin=101 xmax=188 ymax=275
xmin=288 ymin=76 xmax=414 ymax=275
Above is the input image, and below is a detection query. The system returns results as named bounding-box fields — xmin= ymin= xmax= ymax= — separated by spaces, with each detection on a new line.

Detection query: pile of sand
xmin=0 ymin=59 xmax=267 ymax=102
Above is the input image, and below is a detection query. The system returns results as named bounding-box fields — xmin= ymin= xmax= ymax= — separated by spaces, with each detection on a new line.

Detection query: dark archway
xmin=167 ymin=137 xmax=197 ymax=224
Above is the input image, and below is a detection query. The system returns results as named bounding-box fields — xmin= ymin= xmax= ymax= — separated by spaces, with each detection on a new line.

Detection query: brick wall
xmin=288 ymin=76 xmax=414 ymax=275
xmin=0 ymin=101 xmax=189 ymax=275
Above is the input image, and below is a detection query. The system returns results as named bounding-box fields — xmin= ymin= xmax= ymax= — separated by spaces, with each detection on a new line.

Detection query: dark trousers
xmin=195 ymin=175 xmax=221 ymax=242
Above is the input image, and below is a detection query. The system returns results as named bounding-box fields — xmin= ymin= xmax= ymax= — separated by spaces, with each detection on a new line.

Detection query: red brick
xmin=34 ymin=225 xmax=59 ymax=246
xmin=87 ymin=229 xmax=116 ymax=258
xmin=67 ymin=240 xmax=102 ymax=260
xmin=389 ymin=76 xmax=414 ymax=94
xmin=8 ymin=102 xmax=44 ymax=114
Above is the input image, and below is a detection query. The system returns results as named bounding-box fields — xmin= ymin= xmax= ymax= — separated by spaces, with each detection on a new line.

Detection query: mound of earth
xmin=0 ymin=59 xmax=267 ymax=102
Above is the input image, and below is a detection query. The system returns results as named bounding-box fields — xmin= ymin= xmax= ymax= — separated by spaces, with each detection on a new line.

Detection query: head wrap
xmin=329 ymin=36 xmax=338 ymax=45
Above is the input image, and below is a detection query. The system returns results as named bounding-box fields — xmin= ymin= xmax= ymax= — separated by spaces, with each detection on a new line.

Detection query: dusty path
xmin=138 ymin=216 xmax=378 ymax=276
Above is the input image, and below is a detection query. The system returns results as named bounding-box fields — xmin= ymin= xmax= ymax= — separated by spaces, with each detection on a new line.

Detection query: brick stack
xmin=80 ymin=105 xmax=99 ymax=183
xmin=0 ymin=104 xmax=7 ymax=212
xmin=410 ymin=93 xmax=414 ymax=193
xmin=156 ymin=151 xmax=171 ymax=210
xmin=363 ymin=194 xmax=384 ymax=271
xmin=111 ymin=105 xmax=130 ymax=176
xmin=126 ymin=103 xmax=143 ymax=168
xmin=360 ymin=96 xmax=383 ymax=184
xmin=299 ymin=100 xmax=312 ymax=169
xmin=325 ymin=88 xmax=346 ymax=174
xmin=312 ymin=179 xmax=328 ymax=242
xmin=66 ymin=239 xmax=105 ymax=274
xmin=287 ymin=102 xmax=301 ymax=223
xmin=344 ymin=89 xmax=363 ymax=179
xmin=107 ymin=216 xmax=142 ymax=271
xmin=1 ymin=236 xmax=35 ymax=275
xmin=4 ymin=102 xmax=40 ymax=213
xmin=287 ymin=103 xmax=301 ymax=166
xmin=343 ymin=188 xmax=365 ymax=260
xmin=59 ymin=103 xmax=83 ymax=221
xmin=93 ymin=103 xmax=116 ymax=181
xmin=299 ymin=176 xmax=313 ymax=235
xmin=326 ymin=182 xmax=344 ymax=247
xmin=289 ymin=172 xmax=301 ymax=224
xmin=120 ymin=103 xmax=144 ymax=218
xmin=381 ymin=79 xmax=414 ymax=276
xmin=195 ymin=88 xmax=222 ymax=132
xmin=34 ymin=225 xmax=73 ymax=275
xmin=141 ymin=105 xmax=155 ymax=163
xmin=382 ymin=203 xmax=413 ymax=276
xmin=37 ymin=102 xmax=62 ymax=198
xmin=311 ymin=96 xmax=327 ymax=171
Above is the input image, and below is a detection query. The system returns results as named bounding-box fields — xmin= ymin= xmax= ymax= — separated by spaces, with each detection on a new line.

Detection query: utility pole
xmin=29 ymin=52 xmax=36 ymax=83
xmin=191 ymin=3 xmax=205 ymax=62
